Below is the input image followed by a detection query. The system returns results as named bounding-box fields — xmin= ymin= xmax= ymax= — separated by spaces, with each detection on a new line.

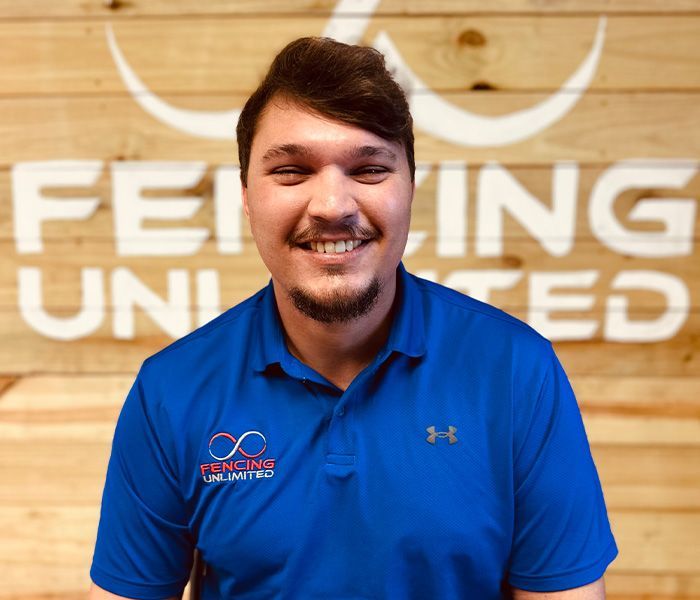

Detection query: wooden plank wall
xmin=0 ymin=0 xmax=699 ymax=597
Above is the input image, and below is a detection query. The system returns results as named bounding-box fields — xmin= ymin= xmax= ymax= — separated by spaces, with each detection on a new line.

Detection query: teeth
xmin=312 ymin=239 xmax=364 ymax=254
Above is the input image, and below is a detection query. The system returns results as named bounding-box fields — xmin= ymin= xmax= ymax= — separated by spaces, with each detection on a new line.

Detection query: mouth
xmin=297 ymin=238 xmax=369 ymax=255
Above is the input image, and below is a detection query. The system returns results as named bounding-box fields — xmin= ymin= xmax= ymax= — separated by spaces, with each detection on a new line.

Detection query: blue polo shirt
xmin=91 ymin=264 xmax=617 ymax=599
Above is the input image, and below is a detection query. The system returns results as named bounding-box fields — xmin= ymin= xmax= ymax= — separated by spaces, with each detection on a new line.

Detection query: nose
xmin=306 ymin=168 xmax=358 ymax=224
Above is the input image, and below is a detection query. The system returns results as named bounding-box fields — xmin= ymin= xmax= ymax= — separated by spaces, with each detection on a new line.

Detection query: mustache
xmin=287 ymin=224 xmax=379 ymax=246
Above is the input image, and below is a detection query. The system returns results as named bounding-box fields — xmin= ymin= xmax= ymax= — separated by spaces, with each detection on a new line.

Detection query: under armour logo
xmin=426 ymin=426 xmax=458 ymax=445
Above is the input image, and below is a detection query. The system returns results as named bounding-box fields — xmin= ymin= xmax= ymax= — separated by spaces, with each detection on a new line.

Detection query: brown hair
xmin=236 ymin=36 xmax=414 ymax=186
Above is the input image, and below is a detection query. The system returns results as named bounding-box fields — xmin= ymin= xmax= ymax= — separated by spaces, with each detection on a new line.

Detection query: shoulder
xmin=409 ymin=272 xmax=549 ymax=351
xmin=139 ymin=286 xmax=267 ymax=379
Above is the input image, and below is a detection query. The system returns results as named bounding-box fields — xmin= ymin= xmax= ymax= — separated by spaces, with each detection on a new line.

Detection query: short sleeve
xmin=507 ymin=344 xmax=618 ymax=592
xmin=90 ymin=365 xmax=194 ymax=599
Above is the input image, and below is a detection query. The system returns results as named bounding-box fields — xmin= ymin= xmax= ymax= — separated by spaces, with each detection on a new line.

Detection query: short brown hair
xmin=236 ymin=36 xmax=414 ymax=186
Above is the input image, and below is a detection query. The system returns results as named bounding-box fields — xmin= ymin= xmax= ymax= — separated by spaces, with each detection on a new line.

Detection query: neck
xmin=274 ymin=277 xmax=397 ymax=391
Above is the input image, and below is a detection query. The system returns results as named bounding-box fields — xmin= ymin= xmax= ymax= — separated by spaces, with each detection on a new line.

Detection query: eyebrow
xmin=349 ymin=145 xmax=398 ymax=162
xmin=261 ymin=143 xmax=311 ymax=162
xmin=260 ymin=143 xmax=398 ymax=163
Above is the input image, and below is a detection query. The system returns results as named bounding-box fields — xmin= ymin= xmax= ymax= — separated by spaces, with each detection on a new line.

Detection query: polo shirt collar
xmin=252 ymin=262 xmax=426 ymax=374
xmin=384 ymin=262 xmax=427 ymax=358
xmin=251 ymin=281 xmax=288 ymax=373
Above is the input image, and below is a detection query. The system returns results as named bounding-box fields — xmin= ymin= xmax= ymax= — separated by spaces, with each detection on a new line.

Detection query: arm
xmin=90 ymin=368 xmax=193 ymax=597
xmin=511 ymin=576 xmax=606 ymax=599
xmin=507 ymin=345 xmax=617 ymax=591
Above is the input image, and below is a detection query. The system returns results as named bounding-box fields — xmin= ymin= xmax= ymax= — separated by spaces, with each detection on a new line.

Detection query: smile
xmin=301 ymin=239 xmax=366 ymax=254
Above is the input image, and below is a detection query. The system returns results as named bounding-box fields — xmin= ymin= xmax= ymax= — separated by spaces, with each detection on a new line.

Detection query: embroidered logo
xmin=200 ymin=430 xmax=276 ymax=484
xmin=426 ymin=425 xmax=458 ymax=445
xmin=208 ymin=430 xmax=266 ymax=460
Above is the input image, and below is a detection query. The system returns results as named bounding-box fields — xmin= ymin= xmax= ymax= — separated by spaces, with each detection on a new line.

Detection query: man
xmin=90 ymin=37 xmax=617 ymax=599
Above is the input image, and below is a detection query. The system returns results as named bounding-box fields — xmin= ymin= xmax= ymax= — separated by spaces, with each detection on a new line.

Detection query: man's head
xmin=238 ymin=37 xmax=415 ymax=325
xmin=237 ymin=36 xmax=414 ymax=187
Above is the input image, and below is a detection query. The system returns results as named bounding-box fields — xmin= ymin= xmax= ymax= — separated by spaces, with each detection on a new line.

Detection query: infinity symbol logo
xmin=208 ymin=430 xmax=267 ymax=461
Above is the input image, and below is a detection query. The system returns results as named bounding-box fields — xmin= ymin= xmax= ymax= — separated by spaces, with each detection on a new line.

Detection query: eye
xmin=352 ymin=166 xmax=391 ymax=184
xmin=270 ymin=167 xmax=309 ymax=185
xmin=272 ymin=167 xmax=304 ymax=176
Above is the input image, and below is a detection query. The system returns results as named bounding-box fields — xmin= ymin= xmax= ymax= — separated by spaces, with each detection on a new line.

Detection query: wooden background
xmin=0 ymin=0 xmax=699 ymax=597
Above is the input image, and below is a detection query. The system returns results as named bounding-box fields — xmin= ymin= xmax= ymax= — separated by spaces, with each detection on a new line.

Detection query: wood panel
xmin=1 ymin=0 xmax=700 ymax=19
xmin=555 ymin=338 xmax=700 ymax=378
xmin=2 ymin=163 xmax=699 ymax=239
xmin=3 ymin=238 xmax=698 ymax=305
xmin=1 ymin=16 xmax=700 ymax=95
xmin=606 ymin=572 xmax=700 ymax=598
xmin=612 ymin=511 xmax=700 ymax=573
xmin=0 ymin=92 xmax=699 ymax=166
xmin=0 ymin=506 xmax=98 ymax=595
xmin=0 ymin=232 xmax=699 ymax=372
xmin=1 ymin=157 xmax=696 ymax=373
xmin=585 ymin=414 xmax=700 ymax=446
xmin=593 ymin=446 xmax=700 ymax=511
xmin=0 ymin=234 xmax=698 ymax=374
xmin=0 ymin=1 xmax=698 ymax=598
xmin=572 ymin=376 xmax=700 ymax=418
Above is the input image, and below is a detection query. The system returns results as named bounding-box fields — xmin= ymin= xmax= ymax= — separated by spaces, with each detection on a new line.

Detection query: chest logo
xmin=208 ymin=430 xmax=266 ymax=460
xmin=426 ymin=425 xmax=458 ymax=445
xmin=200 ymin=429 xmax=277 ymax=484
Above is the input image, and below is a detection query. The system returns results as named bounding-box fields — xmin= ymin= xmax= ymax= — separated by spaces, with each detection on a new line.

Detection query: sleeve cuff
xmin=508 ymin=538 xmax=618 ymax=593
xmin=90 ymin=564 xmax=188 ymax=600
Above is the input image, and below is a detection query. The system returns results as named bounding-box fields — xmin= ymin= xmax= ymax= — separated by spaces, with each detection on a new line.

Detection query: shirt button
xmin=337 ymin=408 xmax=345 ymax=417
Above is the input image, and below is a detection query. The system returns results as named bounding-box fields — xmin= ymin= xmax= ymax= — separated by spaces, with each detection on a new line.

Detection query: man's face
xmin=242 ymin=97 xmax=414 ymax=323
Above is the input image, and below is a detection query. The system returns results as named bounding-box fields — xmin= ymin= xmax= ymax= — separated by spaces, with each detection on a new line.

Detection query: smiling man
xmin=90 ymin=37 xmax=617 ymax=599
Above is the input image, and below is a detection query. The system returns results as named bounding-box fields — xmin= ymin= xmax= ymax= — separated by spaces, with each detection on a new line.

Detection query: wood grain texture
xmin=3 ymin=239 xmax=698 ymax=305
xmin=606 ymin=572 xmax=700 ymax=597
xmin=612 ymin=511 xmax=700 ymax=573
xmin=0 ymin=2 xmax=698 ymax=598
xmin=1 ymin=92 xmax=699 ymax=166
xmin=1 ymin=0 xmax=700 ymax=19
xmin=593 ymin=445 xmax=700 ymax=512
xmin=2 ymin=163 xmax=698 ymax=239
xmin=572 ymin=376 xmax=700 ymax=418
xmin=1 ymin=159 xmax=696 ymax=376
xmin=0 ymin=506 xmax=98 ymax=595
xmin=0 ymin=375 xmax=17 ymax=397
xmin=1 ymin=16 xmax=700 ymax=95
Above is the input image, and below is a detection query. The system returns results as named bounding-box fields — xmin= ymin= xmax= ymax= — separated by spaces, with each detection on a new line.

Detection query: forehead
xmin=249 ymin=98 xmax=405 ymax=161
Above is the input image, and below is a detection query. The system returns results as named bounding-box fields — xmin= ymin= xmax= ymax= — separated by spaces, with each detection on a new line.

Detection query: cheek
xmin=247 ymin=201 xmax=299 ymax=251
xmin=373 ymin=195 xmax=412 ymax=235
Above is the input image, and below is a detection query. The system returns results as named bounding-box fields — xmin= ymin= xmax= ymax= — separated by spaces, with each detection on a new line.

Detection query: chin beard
xmin=288 ymin=277 xmax=381 ymax=324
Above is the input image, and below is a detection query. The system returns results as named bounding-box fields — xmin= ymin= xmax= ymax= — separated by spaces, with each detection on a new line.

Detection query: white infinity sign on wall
xmin=105 ymin=0 xmax=606 ymax=147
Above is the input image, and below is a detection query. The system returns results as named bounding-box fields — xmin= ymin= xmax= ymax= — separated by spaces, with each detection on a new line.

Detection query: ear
xmin=241 ymin=183 xmax=250 ymax=219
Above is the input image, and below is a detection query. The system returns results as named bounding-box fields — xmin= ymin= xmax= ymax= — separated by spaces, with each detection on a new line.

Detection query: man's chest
xmin=177 ymin=370 xmax=515 ymax=597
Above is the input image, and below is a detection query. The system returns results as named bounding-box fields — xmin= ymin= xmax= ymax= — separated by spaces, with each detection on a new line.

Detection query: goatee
xmin=288 ymin=277 xmax=381 ymax=324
